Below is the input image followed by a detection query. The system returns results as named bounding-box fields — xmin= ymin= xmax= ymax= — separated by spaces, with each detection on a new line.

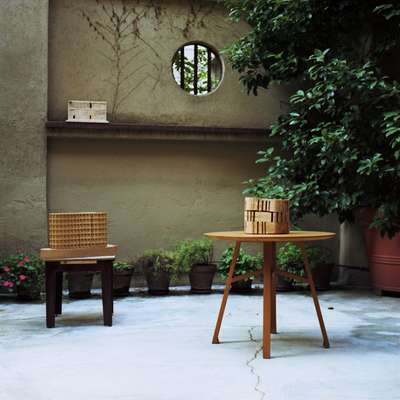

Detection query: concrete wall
xmin=0 ymin=0 xmax=48 ymax=255
xmin=0 ymin=0 xmax=345 ymax=274
xmin=46 ymin=0 xmax=295 ymax=261
xmin=47 ymin=138 xmax=269 ymax=259
xmin=48 ymin=0 xmax=286 ymax=126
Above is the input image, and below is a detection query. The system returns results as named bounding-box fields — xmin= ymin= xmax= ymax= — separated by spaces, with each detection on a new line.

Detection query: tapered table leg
xmin=270 ymin=246 xmax=277 ymax=334
xmin=298 ymin=242 xmax=330 ymax=348
xmin=263 ymin=243 xmax=275 ymax=358
xmin=212 ymin=241 xmax=241 ymax=344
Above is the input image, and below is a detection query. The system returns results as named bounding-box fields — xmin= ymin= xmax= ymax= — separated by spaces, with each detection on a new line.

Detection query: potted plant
xmin=276 ymin=243 xmax=303 ymax=291
xmin=309 ymin=246 xmax=335 ymax=291
xmin=67 ymin=272 xmax=95 ymax=299
xmin=175 ymin=239 xmax=216 ymax=294
xmin=0 ymin=253 xmax=44 ymax=301
xmin=139 ymin=250 xmax=177 ymax=295
xmin=113 ymin=261 xmax=134 ymax=297
xmin=226 ymin=1 xmax=400 ymax=294
xmin=218 ymin=246 xmax=259 ymax=293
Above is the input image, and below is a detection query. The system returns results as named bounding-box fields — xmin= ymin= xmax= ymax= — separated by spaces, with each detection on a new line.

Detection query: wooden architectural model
xmin=67 ymin=100 xmax=108 ymax=123
xmin=41 ymin=212 xmax=117 ymax=260
xmin=244 ymin=197 xmax=290 ymax=234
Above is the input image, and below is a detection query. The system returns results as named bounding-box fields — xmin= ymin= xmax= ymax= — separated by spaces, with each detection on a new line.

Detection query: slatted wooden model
xmin=49 ymin=212 xmax=107 ymax=249
xmin=41 ymin=212 xmax=116 ymax=260
xmin=244 ymin=197 xmax=290 ymax=234
xmin=67 ymin=100 xmax=108 ymax=123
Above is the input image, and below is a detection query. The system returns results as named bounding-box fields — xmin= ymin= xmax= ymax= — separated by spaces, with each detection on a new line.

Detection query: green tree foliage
xmin=225 ymin=0 xmax=400 ymax=236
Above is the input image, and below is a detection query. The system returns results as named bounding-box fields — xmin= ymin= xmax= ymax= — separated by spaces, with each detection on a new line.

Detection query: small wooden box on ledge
xmin=67 ymin=100 xmax=108 ymax=123
xmin=244 ymin=197 xmax=290 ymax=234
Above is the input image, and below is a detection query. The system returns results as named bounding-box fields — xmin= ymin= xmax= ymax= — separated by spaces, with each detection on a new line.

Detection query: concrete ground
xmin=0 ymin=288 xmax=399 ymax=400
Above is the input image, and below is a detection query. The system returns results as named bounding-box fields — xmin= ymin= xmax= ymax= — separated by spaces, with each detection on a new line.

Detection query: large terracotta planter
xmin=357 ymin=208 xmax=400 ymax=294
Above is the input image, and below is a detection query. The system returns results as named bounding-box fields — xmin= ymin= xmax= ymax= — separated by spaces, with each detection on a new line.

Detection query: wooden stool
xmin=44 ymin=256 xmax=114 ymax=328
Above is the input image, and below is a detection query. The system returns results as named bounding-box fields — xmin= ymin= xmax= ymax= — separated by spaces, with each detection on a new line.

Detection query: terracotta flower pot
xmin=113 ymin=269 xmax=133 ymax=297
xmin=356 ymin=208 xmax=400 ymax=295
xmin=145 ymin=270 xmax=171 ymax=295
xmin=275 ymin=274 xmax=294 ymax=292
xmin=189 ymin=263 xmax=217 ymax=294
xmin=312 ymin=263 xmax=334 ymax=291
xmin=67 ymin=272 xmax=95 ymax=299
xmin=231 ymin=279 xmax=252 ymax=293
xmin=16 ymin=286 xmax=41 ymax=301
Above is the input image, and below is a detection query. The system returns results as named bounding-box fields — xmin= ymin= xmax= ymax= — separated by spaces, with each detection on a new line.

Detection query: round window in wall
xmin=172 ymin=43 xmax=223 ymax=95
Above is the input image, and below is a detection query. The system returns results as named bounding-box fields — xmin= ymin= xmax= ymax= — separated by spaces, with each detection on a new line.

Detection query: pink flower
xmin=18 ymin=261 xmax=24 ymax=267
xmin=19 ymin=275 xmax=27 ymax=281
xmin=2 ymin=281 xmax=14 ymax=288
xmin=23 ymin=256 xmax=30 ymax=262
xmin=8 ymin=282 xmax=14 ymax=288
xmin=3 ymin=266 xmax=10 ymax=272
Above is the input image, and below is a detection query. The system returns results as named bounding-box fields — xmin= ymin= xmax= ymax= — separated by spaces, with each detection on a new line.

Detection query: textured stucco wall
xmin=48 ymin=138 xmax=341 ymax=262
xmin=48 ymin=0 xmax=287 ymax=126
xmin=45 ymin=0 xmax=343 ymax=271
xmin=47 ymin=138 xmax=268 ymax=259
xmin=0 ymin=0 xmax=48 ymax=255
xmin=46 ymin=0 xmax=293 ymax=260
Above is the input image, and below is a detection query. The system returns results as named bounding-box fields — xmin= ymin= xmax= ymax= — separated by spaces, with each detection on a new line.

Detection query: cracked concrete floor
xmin=0 ymin=289 xmax=399 ymax=400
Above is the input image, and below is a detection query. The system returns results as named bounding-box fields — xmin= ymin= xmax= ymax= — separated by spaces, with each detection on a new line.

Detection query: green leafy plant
xmin=0 ymin=253 xmax=44 ymax=293
xmin=218 ymin=246 xmax=260 ymax=281
xmin=277 ymin=243 xmax=333 ymax=279
xmin=174 ymin=238 xmax=213 ymax=272
xmin=226 ymin=0 xmax=400 ymax=237
xmin=308 ymin=246 xmax=334 ymax=267
xmin=137 ymin=249 xmax=180 ymax=275
xmin=277 ymin=243 xmax=304 ymax=277
xmin=113 ymin=261 xmax=134 ymax=272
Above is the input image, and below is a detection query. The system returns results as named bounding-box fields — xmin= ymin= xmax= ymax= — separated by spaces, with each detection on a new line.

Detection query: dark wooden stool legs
xmin=100 ymin=260 xmax=113 ymax=326
xmin=45 ymin=263 xmax=57 ymax=328
xmin=55 ymin=272 xmax=63 ymax=315
xmin=45 ymin=260 xmax=114 ymax=328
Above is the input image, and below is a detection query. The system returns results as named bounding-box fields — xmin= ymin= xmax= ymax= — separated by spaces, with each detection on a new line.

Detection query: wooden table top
xmin=40 ymin=244 xmax=118 ymax=261
xmin=205 ymin=230 xmax=336 ymax=243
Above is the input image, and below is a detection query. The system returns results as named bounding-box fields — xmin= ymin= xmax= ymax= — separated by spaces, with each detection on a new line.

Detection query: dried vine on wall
xmin=80 ymin=0 xmax=228 ymax=120
xmin=81 ymin=0 xmax=164 ymax=119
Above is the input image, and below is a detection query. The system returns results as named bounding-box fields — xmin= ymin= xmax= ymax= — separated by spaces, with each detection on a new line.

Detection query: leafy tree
xmin=225 ymin=0 xmax=400 ymax=236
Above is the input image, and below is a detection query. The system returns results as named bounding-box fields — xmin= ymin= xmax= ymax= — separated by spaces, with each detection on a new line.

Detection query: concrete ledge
xmin=46 ymin=121 xmax=272 ymax=142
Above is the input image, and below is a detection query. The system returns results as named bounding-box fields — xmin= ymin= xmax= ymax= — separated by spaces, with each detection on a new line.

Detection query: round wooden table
xmin=205 ymin=230 xmax=336 ymax=359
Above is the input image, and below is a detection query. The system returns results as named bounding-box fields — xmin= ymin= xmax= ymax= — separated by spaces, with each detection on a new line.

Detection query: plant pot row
xmin=66 ymin=263 xmax=219 ymax=298
xmin=11 ymin=262 xmax=335 ymax=300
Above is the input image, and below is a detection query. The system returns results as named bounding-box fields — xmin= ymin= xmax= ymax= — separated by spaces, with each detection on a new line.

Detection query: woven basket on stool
xmin=244 ymin=197 xmax=290 ymax=234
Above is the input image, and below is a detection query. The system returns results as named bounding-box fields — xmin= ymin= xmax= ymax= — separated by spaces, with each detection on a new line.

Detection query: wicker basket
xmin=48 ymin=212 xmax=107 ymax=249
xmin=244 ymin=197 xmax=289 ymax=234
